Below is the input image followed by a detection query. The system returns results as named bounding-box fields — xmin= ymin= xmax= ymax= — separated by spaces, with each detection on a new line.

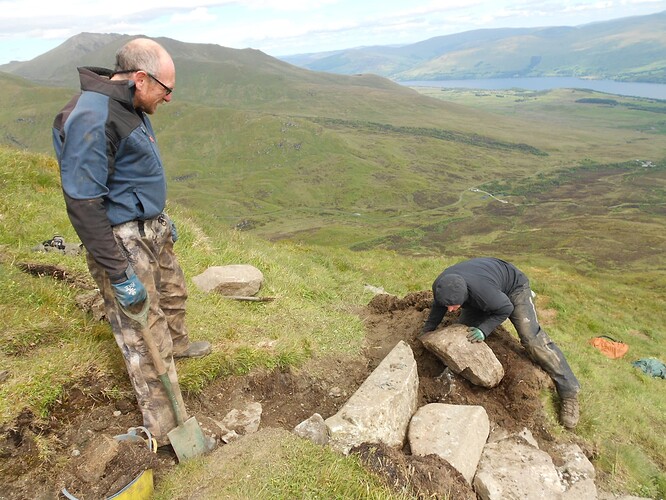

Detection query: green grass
xmin=3 ymin=72 xmax=665 ymax=271
xmin=0 ymin=146 xmax=440 ymax=498
xmin=1 ymin=82 xmax=665 ymax=497
xmin=156 ymin=428 xmax=414 ymax=499
xmin=523 ymin=261 xmax=666 ymax=496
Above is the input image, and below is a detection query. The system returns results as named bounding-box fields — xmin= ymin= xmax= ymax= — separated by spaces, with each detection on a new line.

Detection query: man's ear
xmin=132 ymin=70 xmax=148 ymax=92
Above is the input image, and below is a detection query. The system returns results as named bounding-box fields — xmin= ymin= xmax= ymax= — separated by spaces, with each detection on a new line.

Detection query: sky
xmin=1 ymin=0 xmax=665 ymax=65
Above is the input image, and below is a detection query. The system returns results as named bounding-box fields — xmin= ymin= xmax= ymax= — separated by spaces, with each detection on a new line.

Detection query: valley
xmin=0 ymin=33 xmax=664 ymax=498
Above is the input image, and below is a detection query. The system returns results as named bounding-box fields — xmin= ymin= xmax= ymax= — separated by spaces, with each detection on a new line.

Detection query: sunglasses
xmin=146 ymin=72 xmax=173 ymax=95
xmin=113 ymin=69 xmax=173 ymax=95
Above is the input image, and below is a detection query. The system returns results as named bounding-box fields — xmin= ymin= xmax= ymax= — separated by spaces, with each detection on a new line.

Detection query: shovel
xmin=118 ymin=299 xmax=212 ymax=462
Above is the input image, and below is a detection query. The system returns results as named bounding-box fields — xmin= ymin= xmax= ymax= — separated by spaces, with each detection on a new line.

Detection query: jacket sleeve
xmin=422 ymin=302 xmax=446 ymax=333
xmin=475 ymin=291 xmax=514 ymax=336
xmin=64 ymin=194 xmax=128 ymax=282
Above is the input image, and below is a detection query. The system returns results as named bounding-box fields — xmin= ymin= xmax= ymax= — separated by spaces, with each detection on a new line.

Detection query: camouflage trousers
xmin=87 ymin=213 xmax=192 ymax=445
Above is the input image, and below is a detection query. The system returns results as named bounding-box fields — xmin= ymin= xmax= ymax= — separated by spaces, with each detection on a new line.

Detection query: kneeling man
xmin=421 ymin=257 xmax=581 ymax=429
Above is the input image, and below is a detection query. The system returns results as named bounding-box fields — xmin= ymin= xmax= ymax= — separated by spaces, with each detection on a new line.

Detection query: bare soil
xmin=0 ymin=291 xmax=586 ymax=499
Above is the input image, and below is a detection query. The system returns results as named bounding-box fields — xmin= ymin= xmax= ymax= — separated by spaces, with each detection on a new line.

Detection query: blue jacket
xmin=53 ymin=67 xmax=167 ymax=281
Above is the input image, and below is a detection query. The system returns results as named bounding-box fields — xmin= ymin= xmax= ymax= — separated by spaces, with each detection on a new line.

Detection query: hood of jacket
xmin=434 ymin=273 xmax=468 ymax=306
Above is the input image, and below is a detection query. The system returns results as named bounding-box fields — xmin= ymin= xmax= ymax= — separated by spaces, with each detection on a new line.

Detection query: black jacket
xmin=422 ymin=258 xmax=528 ymax=335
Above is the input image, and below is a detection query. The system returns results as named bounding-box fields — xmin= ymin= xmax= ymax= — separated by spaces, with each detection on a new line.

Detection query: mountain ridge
xmin=3 ymin=11 xmax=665 ymax=86
xmin=280 ymin=10 xmax=666 ymax=83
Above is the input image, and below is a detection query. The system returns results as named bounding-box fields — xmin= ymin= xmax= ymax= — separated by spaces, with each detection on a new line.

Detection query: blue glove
xmin=466 ymin=327 xmax=485 ymax=343
xmin=170 ymin=220 xmax=178 ymax=243
xmin=111 ymin=266 xmax=147 ymax=308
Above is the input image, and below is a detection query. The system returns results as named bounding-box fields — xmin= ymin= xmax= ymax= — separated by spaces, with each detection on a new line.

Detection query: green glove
xmin=466 ymin=327 xmax=485 ymax=343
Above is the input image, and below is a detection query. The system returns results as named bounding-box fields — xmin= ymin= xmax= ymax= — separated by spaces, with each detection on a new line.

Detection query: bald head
xmin=113 ymin=38 xmax=175 ymax=114
xmin=115 ymin=38 xmax=173 ymax=77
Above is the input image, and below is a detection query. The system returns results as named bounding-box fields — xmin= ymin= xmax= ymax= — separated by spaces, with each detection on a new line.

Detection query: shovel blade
xmin=167 ymin=417 xmax=211 ymax=461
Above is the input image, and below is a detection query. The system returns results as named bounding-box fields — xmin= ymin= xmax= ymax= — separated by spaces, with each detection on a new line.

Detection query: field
xmin=0 ymin=80 xmax=665 ymax=498
xmin=156 ymin=87 xmax=666 ymax=278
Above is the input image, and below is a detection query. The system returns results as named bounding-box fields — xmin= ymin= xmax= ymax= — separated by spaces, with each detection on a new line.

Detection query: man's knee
xmin=524 ymin=332 xmax=563 ymax=369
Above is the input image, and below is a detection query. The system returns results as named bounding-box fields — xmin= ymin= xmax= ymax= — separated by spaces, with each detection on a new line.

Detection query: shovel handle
xmin=118 ymin=299 xmax=186 ymax=426
xmin=118 ymin=297 xmax=150 ymax=325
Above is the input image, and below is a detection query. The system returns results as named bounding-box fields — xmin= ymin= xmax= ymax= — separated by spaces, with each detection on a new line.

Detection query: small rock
xmin=221 ymin=430 xmax=240 ymax=444
xmin=328 ymin=387 xmax=344 ymax=398
xmin=192 ymin=264 xmax=264 ymax=296
xmin=293 ymin=414 xmax=329 ymax=446
xmin=221 ymin=402 xmax=262 ymax=435
xmin=364 ymin=284 xmax=386 ymax=294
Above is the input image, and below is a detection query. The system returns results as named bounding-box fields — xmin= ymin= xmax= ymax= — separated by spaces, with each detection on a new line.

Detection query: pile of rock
xmin=292 ymin=330 xmax=600 ymax=500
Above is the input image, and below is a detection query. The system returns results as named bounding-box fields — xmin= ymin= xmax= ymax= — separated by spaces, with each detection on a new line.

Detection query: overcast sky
xmin=1 ymin=0 xmax=665 ymax=65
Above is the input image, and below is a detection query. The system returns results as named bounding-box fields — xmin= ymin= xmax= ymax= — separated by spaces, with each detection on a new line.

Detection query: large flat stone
xmin=409 ymin=403 xmax=489 ymax=484
xmin=325 ymin=340 xmax=418 ymax=454
xmin=420 ymin=324 xmax=504 ymax=388
xmin=474 ymin=435 xmax=564 ymax=500
xmin=192 ymin=264 xmax=264 ymax=296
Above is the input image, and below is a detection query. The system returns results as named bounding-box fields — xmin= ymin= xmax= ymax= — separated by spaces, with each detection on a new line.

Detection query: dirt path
xmin=0 ymin=291 xmax=586 ymax=499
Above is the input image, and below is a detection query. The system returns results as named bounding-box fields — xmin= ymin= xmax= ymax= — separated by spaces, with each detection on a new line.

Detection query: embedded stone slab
xmin=325 ymin=340 xmax=418 ymax=454
xmin=419 ymin=324 xmax=504 ymax=388
xmin=217 ymin=402 xmax=263 ymax=435
xmin=473 ymin=434 xmax=565 ymax=500
xmin=556 ymin=443 xmax=598 ymax=499
xmin=488 ymin=426 xmax=540 ymax=449
xmin=408 ymin=403 xmax=489 ymax=484
xmin=192 ymin=264 xmax=264 ymax=296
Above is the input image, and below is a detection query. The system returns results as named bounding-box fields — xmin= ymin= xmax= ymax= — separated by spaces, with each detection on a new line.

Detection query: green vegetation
xmin=1 ymin=55 xmax=665 ymax=496
xmin=1 ymin=133 xmax=664 ymax=496
xmin=0 ymin=146 xmax=441 ymax=496
xmin=157 ymin=429 xmax=413 ymax=499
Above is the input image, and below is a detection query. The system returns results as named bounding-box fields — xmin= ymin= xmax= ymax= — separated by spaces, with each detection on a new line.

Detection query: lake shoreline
xmin=399 ymin=77 xmax=666 ymax=100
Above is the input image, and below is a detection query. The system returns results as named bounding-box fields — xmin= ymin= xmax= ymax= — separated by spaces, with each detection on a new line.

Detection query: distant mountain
xmin=0 ymin=33 xmax=128 ymax=87
xmin=0 ymin=32 xmax=412 ymax=110
xmin=280 ymin=11 xmax=666 ymax=83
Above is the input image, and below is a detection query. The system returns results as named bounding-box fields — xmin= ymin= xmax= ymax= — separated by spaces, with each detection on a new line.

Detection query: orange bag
xmin=589 ymin=336 xmax=629 ymax=359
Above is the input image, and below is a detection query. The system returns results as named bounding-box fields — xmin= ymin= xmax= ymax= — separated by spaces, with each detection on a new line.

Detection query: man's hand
xmin=466 ymin=327 xmax=485 ymax=343
xmin=111 ymin=266 xmax=147 ymax=308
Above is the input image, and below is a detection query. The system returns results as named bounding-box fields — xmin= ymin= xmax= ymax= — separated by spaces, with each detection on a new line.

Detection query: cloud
xmin=170 ymin=7 xmax=217 ymax=24
xmin=0 ymin=0 xmax=664 ymax=63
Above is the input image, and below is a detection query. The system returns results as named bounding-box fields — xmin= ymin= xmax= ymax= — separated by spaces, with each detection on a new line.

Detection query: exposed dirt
xmin=0 ymin=290 xmax=580 ymax=499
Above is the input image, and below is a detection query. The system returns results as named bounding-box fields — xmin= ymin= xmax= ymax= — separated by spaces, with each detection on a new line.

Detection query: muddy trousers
xmin=459 ymin=283 xmax=580 ymax=399
xmin=87 ymin=213 xmax=192 ymax=445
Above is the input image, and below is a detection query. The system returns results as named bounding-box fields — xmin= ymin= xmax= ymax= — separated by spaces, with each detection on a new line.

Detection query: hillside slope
xmin=0 ymin=33 xmax=420 ymax=108
xmin=1 ymin=58 xmax=665 ymax=274
xmin=0 ymin=146 xmax=664 ymax=498
xmin=281 ymin=11 xmax=666 ymax=83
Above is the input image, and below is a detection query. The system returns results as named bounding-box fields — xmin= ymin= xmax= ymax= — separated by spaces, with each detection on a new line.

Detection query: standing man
xmin=53 ymin=38 xmax=211 ymax=446
xmin=421 ymin=257 xmax=581 ymax=429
